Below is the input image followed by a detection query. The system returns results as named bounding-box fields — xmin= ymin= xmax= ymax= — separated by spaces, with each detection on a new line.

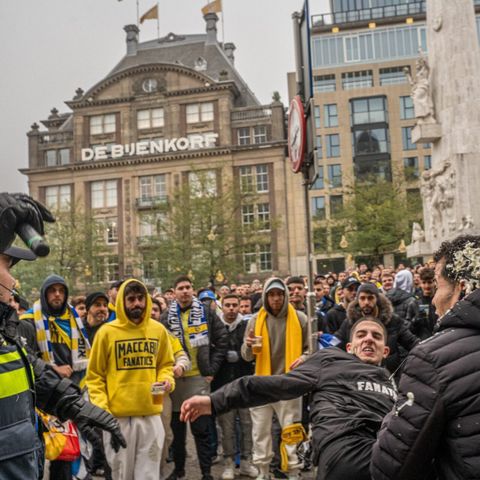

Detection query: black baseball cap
xmin=3 ymin=246 xmax=37 ymax=266
xmin=342 ymin=276 xmax=361 ymax=289
xmin=85 ymin=291 xmax=109 ymax=311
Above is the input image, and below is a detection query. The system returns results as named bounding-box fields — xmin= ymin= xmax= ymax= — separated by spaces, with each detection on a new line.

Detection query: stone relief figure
xmin=411 ymin=222 xmax=426 ymax=243
xmin=421 ymin=161 xmax=455 ymax=238
xmin=459 ymin=215 xmax=474 ymax=231
xmin=404 ymin=49 xmax=437 ymax=124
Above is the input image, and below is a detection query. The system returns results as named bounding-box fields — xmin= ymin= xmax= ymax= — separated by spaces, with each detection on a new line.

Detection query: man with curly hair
xmin=371 ymin=234 xmax=480 ymax=480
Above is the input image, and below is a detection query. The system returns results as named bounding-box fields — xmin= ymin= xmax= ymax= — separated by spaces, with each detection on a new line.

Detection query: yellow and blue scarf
xmin=32 ymin=300 xmax=91 ymax=372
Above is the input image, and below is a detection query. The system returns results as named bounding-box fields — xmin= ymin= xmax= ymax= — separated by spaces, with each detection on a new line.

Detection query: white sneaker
xmin=287 ymin=475 xmax=299 ymax=480
xmin=239 ymin=462 xmax=259 ymax=478
xmin=222 ymin=458 xmax=235 ymax=480
xmin=255 ymin=475 xmax=270 ymax=480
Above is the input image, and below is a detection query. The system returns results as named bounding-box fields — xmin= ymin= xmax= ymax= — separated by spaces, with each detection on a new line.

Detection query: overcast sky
xmin=0 ymin=0 xmax=330 ymax=193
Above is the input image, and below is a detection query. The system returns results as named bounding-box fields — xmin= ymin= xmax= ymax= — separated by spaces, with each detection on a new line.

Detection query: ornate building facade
xmin=22 ymin=14 xmax=294 ymax=286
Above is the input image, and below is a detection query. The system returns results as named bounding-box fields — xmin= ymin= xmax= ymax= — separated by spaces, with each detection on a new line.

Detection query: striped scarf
xmin=167 ymin=297 xmax=209 ymax=348
xmin=33 ymin=300 xmax=91 ymax=372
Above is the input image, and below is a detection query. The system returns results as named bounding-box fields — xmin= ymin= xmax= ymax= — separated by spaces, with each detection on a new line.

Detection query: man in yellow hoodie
xmin=86 ymin=279 xmax=174 ymax=480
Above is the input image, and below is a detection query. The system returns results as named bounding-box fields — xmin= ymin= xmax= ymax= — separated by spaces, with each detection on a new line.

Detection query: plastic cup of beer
xmin=151 ymin=382 xmax=166 ymax=405
xmin=252 ymin=336 xmax=263 ymax=355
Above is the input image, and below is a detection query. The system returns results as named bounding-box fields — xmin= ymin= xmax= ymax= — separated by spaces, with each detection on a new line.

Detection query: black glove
xmin=62 ymin=396 xmax=127 ymax=452
xmin=0 ymin=193 xmax=55 ymax=252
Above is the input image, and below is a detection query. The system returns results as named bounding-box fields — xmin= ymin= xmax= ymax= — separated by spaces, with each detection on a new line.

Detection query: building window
xmin=350 ymin=96 xmax=387 ymax=125
xmin=91 ymin=180 xmax=117 ymax=208
xmin=353 ymin=128 xmax=389 ymax=155
xmin=311 ymin=24 xmax=426 ymax=69
xmin=313 ymin=74 xmax=336 ymax=92
xmin=240 ymin=165 xmax=269 ymax=194
xmin=189 ymin=171 xmax=217 ymax=197
xmin=312 ymin=166 xmax=324 ymax=189
xmin=326 ymin=134 xmax=340 ymax=158
xmin=95 ymin=256 xmax=119 ymax=283
xmin=137 ymin=108 xmax=164 ymax=129
xmin=404 ymin=156 xmax=419 ymax=180
xmin=241 ymin=205 xmax=255 ymax=227
xmin=380 ymin=67 xmax=408 ymax=86
xmin=139 ymin=212 xmax=166 ymax=238
xmin=186 ymin=102 xmax=214 ymax=124
xmin=314 ymin=106 xmax=321 ymax=129
xmin=330 ymin=195 xmax=343 ymax=218
xmin=243 ymin=244 xmax=272 ymax=273
xmin=256 ymin=165 xmax=269 ymax=192
xmin=324 ymin=104 xmax=338 ymax=127
xmin=311 ymin=196 xmax=326 ymax=219
xmin=100 ymin=217 xmax=118 ymax=244
xmin=90 ymin=114 xmax=116 ymax=135
xmin=45 ymin=185 xmax=71 ymax=211
xmin=237 ymin=127 xmax=250 ymax=145
xmin=315 ymin=135 xmax=323 ymax=159
xmin=424 ymin=155 xmax=432 ymax=170
xmin=402 ymin=126 xmax=416 ymax=150
xmin=259 ymin=244 xmax=272 ymax=271
xmin=242 ymin=204 xmax=270 ymax=231
xmin=328 ymin=164 xmax=342 ymax=187
xmin=253 ymin=126 xmax=267 ymax=144
xmin=257 ymin=203 xmax=271 ymax=231
xmin=400 ymin=96 xmax=414 ymax=120
xmin=45 ymin=148 xmax=71 ymax=166
xmin=342 ymin=70 xmax=373 ymax=90
xmin=139 ymin=174 xmax=167 ymax=202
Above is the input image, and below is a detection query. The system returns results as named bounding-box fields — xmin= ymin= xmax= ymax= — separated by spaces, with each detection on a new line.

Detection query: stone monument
xmin=408 ymin=0 xmax=480 ymax=259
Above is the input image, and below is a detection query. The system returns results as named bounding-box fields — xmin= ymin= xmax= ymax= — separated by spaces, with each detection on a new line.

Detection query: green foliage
xmin=13 ymin=206 xmax=107 ymax=301
xmin=138 ymin=170 xmax=277 ymax=289
xmin=339 ymin=176 xmax=422 ymax=263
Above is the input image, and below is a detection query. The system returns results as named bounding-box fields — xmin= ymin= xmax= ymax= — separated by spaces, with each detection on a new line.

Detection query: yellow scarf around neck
xmin=254 ymin=303 xmax=302 ymax=376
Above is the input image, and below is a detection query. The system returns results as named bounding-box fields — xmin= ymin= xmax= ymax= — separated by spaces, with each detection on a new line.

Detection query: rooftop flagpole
xmin=157 ymin=1 xmax=160 ymax=40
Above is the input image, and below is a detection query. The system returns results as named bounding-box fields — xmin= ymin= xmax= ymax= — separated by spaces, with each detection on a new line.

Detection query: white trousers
xmin=104 ymin=415 xmax=165 ymax=480
xmin=249 ymin=397 xmax=302 ymax=475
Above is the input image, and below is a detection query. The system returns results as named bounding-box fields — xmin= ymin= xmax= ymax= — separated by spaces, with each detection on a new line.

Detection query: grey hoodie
xmin=241 ymin=277 xmax=308 ymax=375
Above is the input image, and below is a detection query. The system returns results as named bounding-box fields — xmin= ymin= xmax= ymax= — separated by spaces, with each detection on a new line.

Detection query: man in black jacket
xmin=212 ymin=294 xmax=256 ymax=480
xmin=335 ymin=283 xmax=418 ymax=375
xmin=161 ymin=275 xmax=228 ymax=480
xmin=324 ymin=276 xmax=360 ymax=334
xmin=0 ymin=193 xmax=126 ymax=480
xmin=371 ymin=234 xmax=480 ymax=480
xmin=181 ymin=317 xmax=396 ymax=480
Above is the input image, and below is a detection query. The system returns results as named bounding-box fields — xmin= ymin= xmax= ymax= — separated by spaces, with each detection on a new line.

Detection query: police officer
xmin=0 ymin=192 xmax=126 ymax=480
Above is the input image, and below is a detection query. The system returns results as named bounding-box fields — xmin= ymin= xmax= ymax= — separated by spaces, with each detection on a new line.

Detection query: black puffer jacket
xmin=335 ymin=293 xmax=419 ymax=374
xmin=211 ymin=316 xmax=253 ymax=391
xmin=386 ymin=288 xmax=418 ymax=324
xmin=371 ymin=289 xmax=480 ymax=480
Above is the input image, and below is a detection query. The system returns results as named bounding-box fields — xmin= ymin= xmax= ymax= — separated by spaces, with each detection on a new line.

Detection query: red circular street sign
xmin=288 ymin=95 xmax=306 ymax=173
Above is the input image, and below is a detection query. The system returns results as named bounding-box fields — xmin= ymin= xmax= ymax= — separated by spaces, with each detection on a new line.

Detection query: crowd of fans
xmin=9 ymin=258 xmax=441 ymax=480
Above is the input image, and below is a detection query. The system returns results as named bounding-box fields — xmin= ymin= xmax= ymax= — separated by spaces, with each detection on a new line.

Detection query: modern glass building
xmin=291 ymin=0 xmax=480 ymax=271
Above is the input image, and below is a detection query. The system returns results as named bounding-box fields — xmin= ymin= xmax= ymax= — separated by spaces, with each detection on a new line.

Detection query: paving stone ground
xmin=160 ymin=430 xmax=317 ymax=480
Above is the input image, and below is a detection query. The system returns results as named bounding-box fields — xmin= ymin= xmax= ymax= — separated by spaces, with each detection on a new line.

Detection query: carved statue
xmin=404 ymin=49 xmax=437 ymax=124
xmin=421 ymin=161 xmax=455 ymax=238
xmin=411 ymin=222 xmax=425 ymax=243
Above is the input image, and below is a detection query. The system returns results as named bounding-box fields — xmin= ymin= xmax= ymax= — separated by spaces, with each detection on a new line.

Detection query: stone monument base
xmin=407 ymin=240 xmax=433 ymax=260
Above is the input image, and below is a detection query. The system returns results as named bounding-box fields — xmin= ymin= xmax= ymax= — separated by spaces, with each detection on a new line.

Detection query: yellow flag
xmin=140 ymin=4 xmax=158 ymax=23
xmin=201 ymin=0 xmax=222 ymax=15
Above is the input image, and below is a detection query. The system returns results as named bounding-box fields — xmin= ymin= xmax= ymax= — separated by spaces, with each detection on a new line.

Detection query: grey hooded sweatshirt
xmin=241 ymin=277 xmax=308 ymax=375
